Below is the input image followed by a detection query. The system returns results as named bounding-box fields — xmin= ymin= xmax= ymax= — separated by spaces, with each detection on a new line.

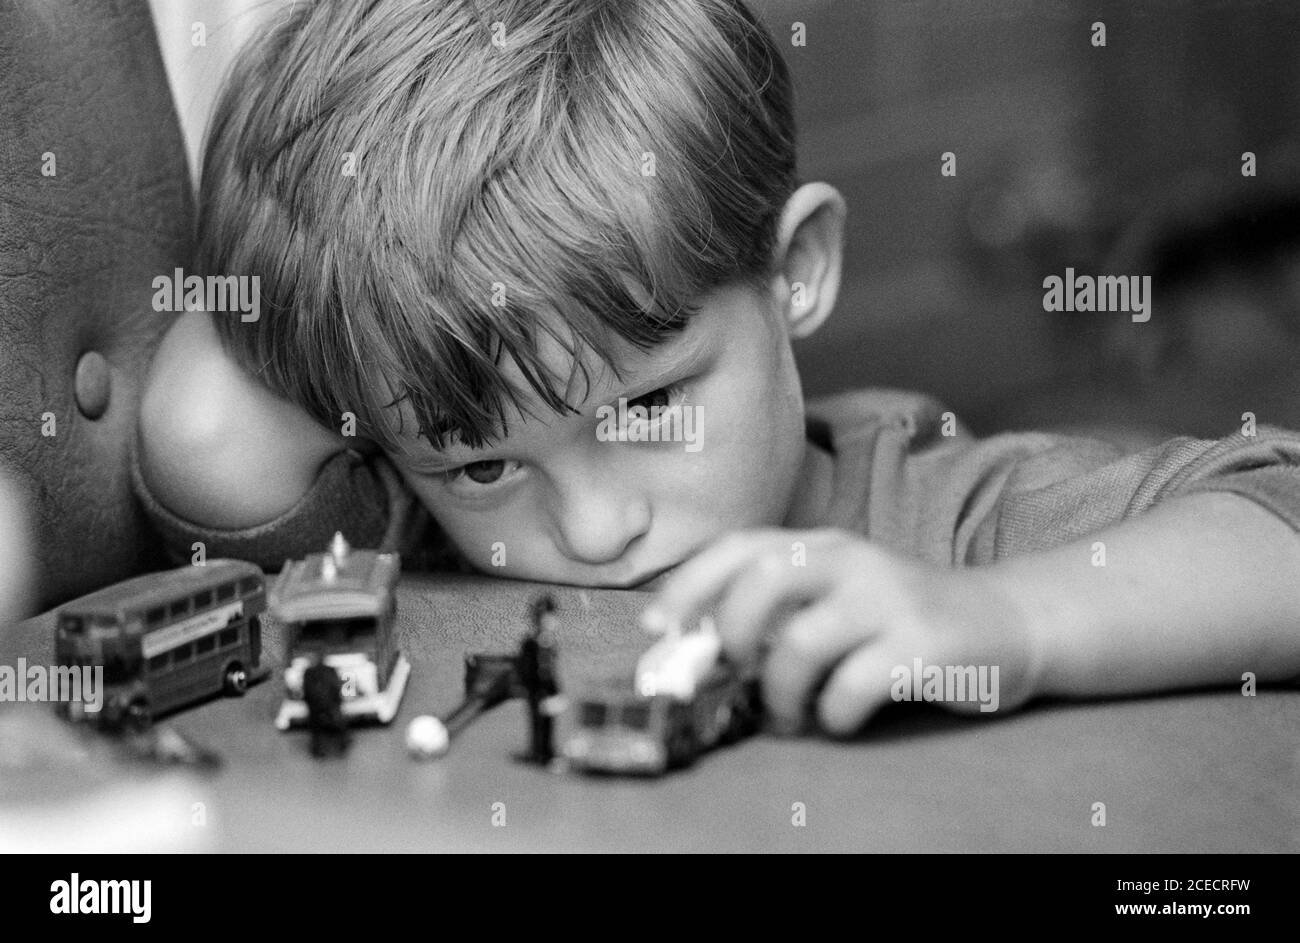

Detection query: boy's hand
xmin=641 ymin=528 xmax=1045 ymax=736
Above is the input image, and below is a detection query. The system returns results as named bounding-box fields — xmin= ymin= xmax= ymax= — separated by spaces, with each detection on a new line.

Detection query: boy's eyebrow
xmin=398 ymin=449 xmax=476 ymax=475
xmin=601 ymin=329 xmax=711 ymax=406
xmin=397 ymin=328 xmax=713 ymax=473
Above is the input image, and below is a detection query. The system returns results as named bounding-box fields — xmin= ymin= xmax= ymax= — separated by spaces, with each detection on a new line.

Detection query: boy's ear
xmin=770 ymin=182 xmax=847 ymax=339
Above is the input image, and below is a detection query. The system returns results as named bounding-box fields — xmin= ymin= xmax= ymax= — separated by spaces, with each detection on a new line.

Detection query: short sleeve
xmin=813 ymin=390 xmax=1300 ymax=567
xmin=985 ymin=425 xmax=1300 ymax=560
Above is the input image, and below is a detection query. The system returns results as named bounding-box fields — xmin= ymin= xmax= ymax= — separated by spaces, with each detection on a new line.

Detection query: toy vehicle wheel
xmin=725 ymin=683 xmax=763 ymax=740
xmin=124 ymin=700 xmax=152 ymax=733
xmin=223 ymin=664 xmax=249 ymax=696
xmin=713 ymin=703 xmax=733 ymax=740
xmin=668 ymin=728 xmax=697 ymax=768
xmin=720 ymin=701 xmax=751 ymax=742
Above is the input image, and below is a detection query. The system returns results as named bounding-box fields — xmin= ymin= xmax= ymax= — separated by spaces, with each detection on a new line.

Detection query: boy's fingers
xmin=761 ymin=603 xmax=871 ymax=730
xmin=713 ymin=556 xmax=840 ymax=656
xmin=641 ymin=529 xmax=789 ymax=631
xmin=816 ymin=641 xmax=915 ymax=736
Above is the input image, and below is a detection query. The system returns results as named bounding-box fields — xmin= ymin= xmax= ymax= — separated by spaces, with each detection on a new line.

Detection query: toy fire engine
xmin=271 ymin=533 xmax=410 ymax=731
xmin=562 ymin=621 xmax=760 ymax=775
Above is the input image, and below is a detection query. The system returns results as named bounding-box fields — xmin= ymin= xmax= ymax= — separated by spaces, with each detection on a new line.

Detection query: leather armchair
xmin=0 ymin=0 xmax=193 ymax=616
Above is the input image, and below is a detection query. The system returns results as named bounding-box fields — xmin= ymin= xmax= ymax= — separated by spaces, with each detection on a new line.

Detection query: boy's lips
xmin=588 ymin=559 xmax=682 ymax=591
xmin=628 ymin=563 xmax=679 ymax=591
xmin=621 ymin=539 xmax=715 ymax=589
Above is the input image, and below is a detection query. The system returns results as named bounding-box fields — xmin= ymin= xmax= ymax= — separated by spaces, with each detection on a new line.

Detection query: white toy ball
xmin=406 ymin=715 xmax=449 ymax=759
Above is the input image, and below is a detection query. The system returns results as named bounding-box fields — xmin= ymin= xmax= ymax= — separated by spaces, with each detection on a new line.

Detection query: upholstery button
xmin=74 ymin=351 xmax=111 ymax=420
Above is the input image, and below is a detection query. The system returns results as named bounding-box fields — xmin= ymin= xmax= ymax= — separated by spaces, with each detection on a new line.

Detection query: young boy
xmin=138 ymin=0 xmax=1300 ymax=736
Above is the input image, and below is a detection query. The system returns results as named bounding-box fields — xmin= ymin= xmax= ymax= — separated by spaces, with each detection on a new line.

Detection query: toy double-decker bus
xmin=562 ymin=626 xmax=760 ymax=775
xmin=54 ymin=560 xmax=267 ymax=729
xmin=270 ymin=533 xmax=410 ymax=730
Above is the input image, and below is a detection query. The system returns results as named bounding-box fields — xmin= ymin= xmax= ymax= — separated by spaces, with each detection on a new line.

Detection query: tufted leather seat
xmin=0 ymin=0 xmax=193 ymax=616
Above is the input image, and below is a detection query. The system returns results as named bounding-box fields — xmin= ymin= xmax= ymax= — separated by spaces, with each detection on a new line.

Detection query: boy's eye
xmin=627 ymin=386 xmax=672 ymax=412
xmin=445 ymin=459 xmax=521 ymax=487
xmin=624 ymin=383 xmax=687 ymax=420
xmin=463 ymin=460 xmax=506 ymax=484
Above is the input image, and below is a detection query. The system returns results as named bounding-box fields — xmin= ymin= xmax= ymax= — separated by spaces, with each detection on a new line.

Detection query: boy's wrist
xmin=977 ymin=559 xmax=1082 ymax=703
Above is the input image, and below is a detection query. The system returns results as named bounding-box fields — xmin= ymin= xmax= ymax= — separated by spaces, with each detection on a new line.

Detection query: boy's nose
xmin=551 ymin=479 xmax=651 ymax=566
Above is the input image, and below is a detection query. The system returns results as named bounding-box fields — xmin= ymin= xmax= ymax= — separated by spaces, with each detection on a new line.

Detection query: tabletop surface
xmin=3 ymin=572 xmax=1297 ymax=853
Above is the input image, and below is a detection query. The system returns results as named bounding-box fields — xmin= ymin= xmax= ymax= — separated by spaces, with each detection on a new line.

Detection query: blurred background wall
xmin=149 ymin=0 xmax=1300 ymax=438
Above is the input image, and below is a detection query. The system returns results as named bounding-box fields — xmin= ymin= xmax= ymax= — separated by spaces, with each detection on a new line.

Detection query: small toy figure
xmin=406 ymin=594 xmax=563 ymax=762
xmin=272 ymin=533 xmax=411 ymax=735
xmin=517 ymin=594 xmax=563 ymax=764
xmin=562 ymin=620 xmax=760 ymax=776
xmin=303 ymin=658 xmax=350 ymax=758
xmin=53 ymin=560 xmax=267 ymax=732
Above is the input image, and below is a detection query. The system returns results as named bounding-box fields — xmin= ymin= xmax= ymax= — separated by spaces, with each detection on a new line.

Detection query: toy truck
xmin=562 ymin=625 xmax=760 ymax=775
xmin=54 ymin=560 xmax=267 ymax=731
xmin=271 ymin=533 xmax=410 ymax=730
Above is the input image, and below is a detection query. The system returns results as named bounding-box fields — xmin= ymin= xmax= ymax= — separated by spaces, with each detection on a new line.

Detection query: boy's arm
xmin=648 ymin=397 xmax=1300 ymax=731
xmin=987 ymin=489 xmax=1300 ymax=696
xmin=138 ymin=311 xmax=348 ymax=530
xmin=643 ymin=493 xmax=1300 ymax=734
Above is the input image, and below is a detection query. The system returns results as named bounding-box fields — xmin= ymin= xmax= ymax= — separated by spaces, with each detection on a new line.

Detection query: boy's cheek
xmin=675 ymin=448 xmax=801 ymax=529
xmin=428 ymin=509 xmax=517 ymax=568
xmin=427 ymin=504 xmax=568 ymax=578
